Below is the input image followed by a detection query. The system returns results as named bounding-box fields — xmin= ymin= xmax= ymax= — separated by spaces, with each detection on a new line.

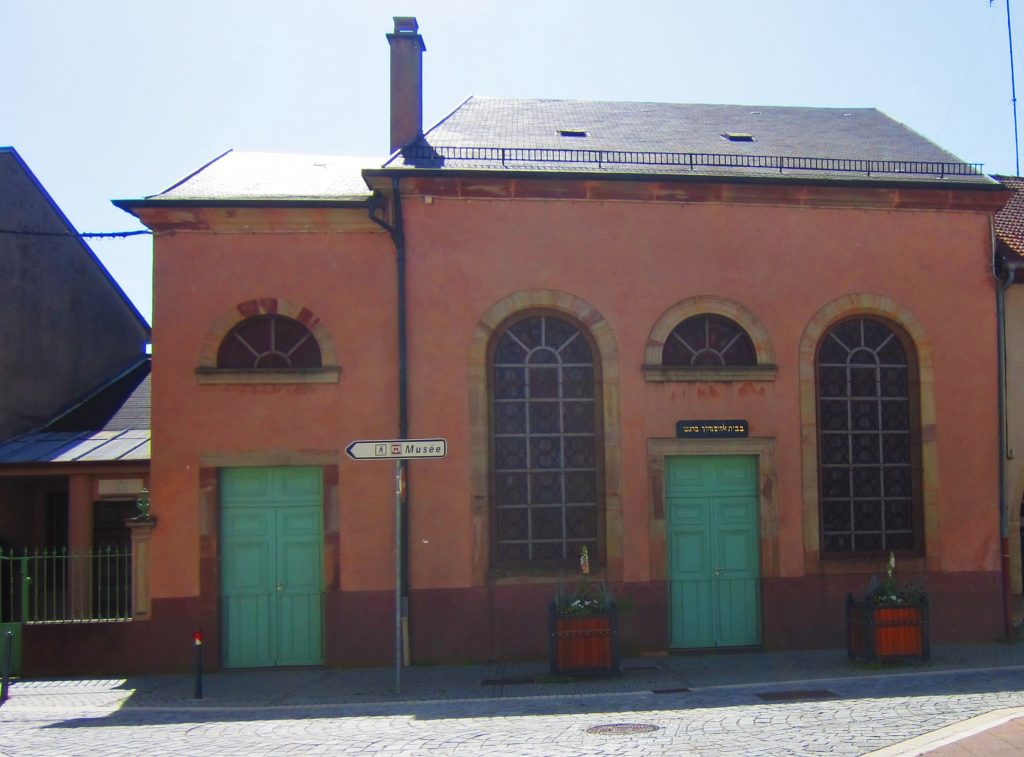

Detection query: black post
xmin=1 ymin=630 xmax=12 ymax=704
xmin=193 ymin=629 xmax=203 ymax=699
xmin=548 ymin=603 xmax=558 ymax=676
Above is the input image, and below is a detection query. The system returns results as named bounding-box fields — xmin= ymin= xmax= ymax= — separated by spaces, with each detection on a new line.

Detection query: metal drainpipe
xmin=996 ymin=233 xmax=1023 ymax=639
xmin=369 ymin=177 xmax=411 ymax=661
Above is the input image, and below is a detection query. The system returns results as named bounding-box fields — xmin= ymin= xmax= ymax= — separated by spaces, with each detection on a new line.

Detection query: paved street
xmin=3 ymin=646 xmax=1024 ymax=755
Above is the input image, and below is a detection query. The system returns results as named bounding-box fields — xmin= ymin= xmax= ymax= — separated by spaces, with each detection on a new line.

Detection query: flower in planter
xmin=554 ymin=546 xmax=616 ymax=616
xmin=867 ymin=552 xmax=926 ymax=607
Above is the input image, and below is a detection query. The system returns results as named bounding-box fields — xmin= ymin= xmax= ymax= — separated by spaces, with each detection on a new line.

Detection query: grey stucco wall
xmin=0 ymin=150 xmax=149 ymax=439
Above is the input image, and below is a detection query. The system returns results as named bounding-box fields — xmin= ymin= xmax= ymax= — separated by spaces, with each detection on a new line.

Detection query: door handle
xmin=276 ymin=581 xmax=285 ymax=592
xmin=714 ymin=568 xmax=722 ymax=577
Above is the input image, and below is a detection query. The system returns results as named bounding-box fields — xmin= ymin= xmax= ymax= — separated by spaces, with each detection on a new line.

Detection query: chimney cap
xmin=393 ymin=16 xmax=419 ymax=34
xmin=387 ymin=16 xmax=425 ymax=51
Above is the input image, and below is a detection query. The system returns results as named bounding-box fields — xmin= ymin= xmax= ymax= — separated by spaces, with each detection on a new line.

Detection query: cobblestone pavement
xmin=3 ymin=662 xmax=1024 ymax=756
xmin=6 ymin=667 xmax=1024 ymax=753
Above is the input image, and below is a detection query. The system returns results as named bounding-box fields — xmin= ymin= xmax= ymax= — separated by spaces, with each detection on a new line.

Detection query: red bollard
xmin=193 ymin=629 xmax=203 ymax=699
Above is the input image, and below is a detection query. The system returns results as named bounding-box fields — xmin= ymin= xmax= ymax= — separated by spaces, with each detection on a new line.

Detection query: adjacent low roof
xmin=0 ymin=359 xmax=150 ymax=465
xmin=386 ymin=97 xmax=995 ymax=185
xmin=145 ymin=151 xmax=380 ymax=202
xmin=0 ymin=429 xmax=149 ymax=464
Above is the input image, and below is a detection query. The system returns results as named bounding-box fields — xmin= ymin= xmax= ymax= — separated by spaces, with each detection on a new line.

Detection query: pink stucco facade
xmin=110 ymin=174 xmax=1010 ymax=672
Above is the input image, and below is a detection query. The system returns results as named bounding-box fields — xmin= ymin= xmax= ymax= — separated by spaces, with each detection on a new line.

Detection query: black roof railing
xmin=398 ymin=144 xmax=984 ymax=178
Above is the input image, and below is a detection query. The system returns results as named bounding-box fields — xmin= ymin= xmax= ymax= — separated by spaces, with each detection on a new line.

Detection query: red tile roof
xmin=994 ymin=175 xmax=1024 ymax=257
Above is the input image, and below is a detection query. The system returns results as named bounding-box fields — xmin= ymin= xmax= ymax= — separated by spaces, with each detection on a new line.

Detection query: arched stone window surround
xmin=799 ymin=293 xmax=939 ymax=573
xmin=644 ymin=296 xmax=777 ymax=381
xmin=196 ymin=298 xmax=340 ymax=384
xmin=468 ymin=290 xmax=622 ymax=585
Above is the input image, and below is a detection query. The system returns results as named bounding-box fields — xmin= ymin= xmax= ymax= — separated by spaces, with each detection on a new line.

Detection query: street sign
xmin=346 ymin=438 xmax=447 ymax=461
xmin=345 ymin=437 xmax=448 ymax=694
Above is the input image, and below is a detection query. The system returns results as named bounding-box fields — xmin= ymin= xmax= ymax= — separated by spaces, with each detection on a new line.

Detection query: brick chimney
xmin=387 ymin=17 xmax=426 ymax=154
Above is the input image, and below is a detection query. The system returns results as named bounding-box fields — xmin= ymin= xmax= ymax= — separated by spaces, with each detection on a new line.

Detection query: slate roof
xmin=146 ymin=151 xmax=379 ymax=202
xmin=995 ymin=175 xmax=1024 ymax=257
xmin=127 ymin=98 xmax=997 ymax=203
xmin=386 ymin=97 xmax=994 ymax=185
xmin=0 ymin=358 xmax=150 ymax=465
xmin=0 ymin=430 xmax=149 ymax=464
xmin=44 ymin=359 xmax=150 ymax=433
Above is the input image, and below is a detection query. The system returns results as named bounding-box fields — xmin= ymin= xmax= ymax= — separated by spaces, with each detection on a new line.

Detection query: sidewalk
xmin=6 ymin=641 xmax=1024 ymax=754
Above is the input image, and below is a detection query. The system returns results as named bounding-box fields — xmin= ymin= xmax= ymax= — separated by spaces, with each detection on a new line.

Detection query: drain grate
xmin=756 ymin=689 xmax=838 ymax=701
xmin=585 ymin=723 xmax=661 ymax=735
xmin=480 ymin=676 xmax=535 ymax=686
xmin=650 ymin=687 xmax=691 ymax=694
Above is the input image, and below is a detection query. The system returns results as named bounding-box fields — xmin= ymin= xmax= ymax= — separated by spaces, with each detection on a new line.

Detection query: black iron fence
xmin=398 ymin=144 xmax=985 ymax=178
xmin=0 ymin=547 xmax=132 ymax=624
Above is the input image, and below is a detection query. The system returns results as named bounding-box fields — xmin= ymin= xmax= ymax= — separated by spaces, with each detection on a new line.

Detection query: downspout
xmin=995 ymin=226 xmax=1023 ymax=639
xmin=369 ymin=176 xmax=411 ymax=661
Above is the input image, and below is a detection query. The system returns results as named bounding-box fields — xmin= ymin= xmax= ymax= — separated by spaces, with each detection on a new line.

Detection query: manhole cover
xmin=585 ymin=723 xmax=661 ymax=735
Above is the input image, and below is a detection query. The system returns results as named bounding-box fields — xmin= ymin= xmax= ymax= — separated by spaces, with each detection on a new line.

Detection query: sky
xmin=6 ymin=0 xmax=1024 ymax=323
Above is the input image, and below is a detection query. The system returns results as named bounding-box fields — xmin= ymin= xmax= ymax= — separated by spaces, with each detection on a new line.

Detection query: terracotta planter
xmin=548 ymin=602 xmax=620 ymax=675
xmin=846 ymin=594 xmax=930 ymax=663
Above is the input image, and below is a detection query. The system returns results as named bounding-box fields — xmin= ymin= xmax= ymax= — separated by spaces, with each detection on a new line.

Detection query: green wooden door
xmin=667 ymin=455 xmax=760 ymax=648
xmin=221 ymin=467 xmax=324 ymax=668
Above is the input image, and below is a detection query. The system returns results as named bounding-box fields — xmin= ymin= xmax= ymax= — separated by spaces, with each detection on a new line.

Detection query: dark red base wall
xmin=761 ymin=570 xmax=1003 ymax=649
xmin=23 ymin=596 xmax=218 ymax=677
xmin=408 ymin=581 xmax=668 ymax=664
xmin=20 ymin=571 xmax=1004 ymax=675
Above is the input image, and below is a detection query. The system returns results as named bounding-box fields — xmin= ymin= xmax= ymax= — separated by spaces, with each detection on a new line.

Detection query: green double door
xmin=668 ymin=455 xmax=761 ymax=648
xmin=221 ymin=467 xmax=324 ymax=668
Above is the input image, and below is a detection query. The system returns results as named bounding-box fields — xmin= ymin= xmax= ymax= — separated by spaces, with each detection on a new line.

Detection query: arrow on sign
xmin=346 ymin=438 xmax=448 ymax=460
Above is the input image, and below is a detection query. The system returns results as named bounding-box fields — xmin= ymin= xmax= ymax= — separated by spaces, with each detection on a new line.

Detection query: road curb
xmin=863 ymin=706 xmax=1024 ymax=756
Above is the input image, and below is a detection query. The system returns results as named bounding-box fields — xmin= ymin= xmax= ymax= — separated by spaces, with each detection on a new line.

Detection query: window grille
xmin=817 ymin=318 xmax=918 ymax=554
xmin=663 ymin=314 xmax=757 ymax=366
xmin=491 ymin=315 xmax=601 ymax=564
xmin=217 ymin=314 xmax=322 ymax=369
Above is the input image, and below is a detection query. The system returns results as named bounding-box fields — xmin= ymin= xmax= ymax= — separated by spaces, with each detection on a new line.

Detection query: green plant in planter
xmin=553 ymin=546 xmax=617 ymax=615
xmin=866 ymin=552 xmax=926 ymax=607
xmin=847 ymin=552 xmax=930 ymax=663
xmin=549 ymin=546 xmax=621 ymax=675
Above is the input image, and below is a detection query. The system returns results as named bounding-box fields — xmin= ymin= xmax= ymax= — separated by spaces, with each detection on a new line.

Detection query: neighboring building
xmin=0 ymin=147 xmax=151 ymax=674
xmin=0 ymin=359 xmax=152 ymax=674
xmin=0 ymin=147 xmax=149 ymax=440
xmin=993 ymin=175 xmax=1024 ymax=623
xmin=113 ymin=18 xmax=1011 ymax=673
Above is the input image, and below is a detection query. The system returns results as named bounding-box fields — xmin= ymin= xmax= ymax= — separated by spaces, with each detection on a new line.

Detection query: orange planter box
xmin=846 ymin=595 xmax=930 ymax=663
xmin=548 ymin=604 xmax=620 ymax=675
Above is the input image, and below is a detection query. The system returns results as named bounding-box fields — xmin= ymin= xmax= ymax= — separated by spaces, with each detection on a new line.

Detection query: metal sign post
xmin=394 ymin=459 xmax=402 ymax=694
xmin=347 ymin=438 xmax=447 ymax=693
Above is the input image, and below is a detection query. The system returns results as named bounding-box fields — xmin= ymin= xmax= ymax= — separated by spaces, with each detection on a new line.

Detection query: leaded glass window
xmin=217 ymin=314 xmax=322 ymax=369
xmin=817 ymin=317 xmax=919 ymax=555
xmin=491 ymin=315 xmax=601 ymax=564
xmin=663 ymin=314 xmax=756 ymax=366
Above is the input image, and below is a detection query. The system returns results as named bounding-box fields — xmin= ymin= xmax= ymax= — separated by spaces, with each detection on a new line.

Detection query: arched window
xmin=217 ymin=314 xmax=322 ymax=369
xmin=663 ymin=314 xmax=756 ymax=366
xmin=490 ymin=314 xmax=602 ymax=565
xmin=817 ymin=317 xmax=920 ymax=555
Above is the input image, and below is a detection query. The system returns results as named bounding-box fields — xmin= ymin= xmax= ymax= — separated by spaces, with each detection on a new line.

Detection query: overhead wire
xmin=0 ymin=229 xmax=151 ymax=238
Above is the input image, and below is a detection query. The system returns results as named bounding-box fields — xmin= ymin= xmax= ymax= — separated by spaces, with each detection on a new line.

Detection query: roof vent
xmin=722 ymin=132 xmax=755 ymax=142
xmin=558 ymin=129 xmax=588 ymax=138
